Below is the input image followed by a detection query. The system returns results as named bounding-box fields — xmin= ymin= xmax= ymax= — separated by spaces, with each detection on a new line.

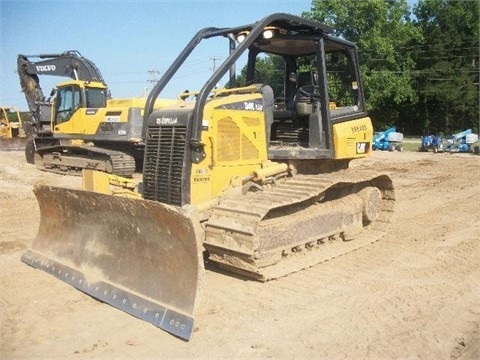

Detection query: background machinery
xmin=0 ymin=106 xmax=26 ymax=150
xmin=18 ymin=50 xmax=175 ymax=176
xmin=372 ymin=127 xmax=403 ymax=151
xmin=420 ymin=129 xmax=478 ymax=153
xmin=419 ymin=133 xmax=443 ymax=152
xmin=22 ymin=14 xmax=395 ymax=340
xmin=440 ymin=129 xmax=478 ymax=153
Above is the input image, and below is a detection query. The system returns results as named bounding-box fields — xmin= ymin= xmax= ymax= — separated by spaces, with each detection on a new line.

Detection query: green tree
xmin=303 ymin=0 xmax=422 ymax=131
xmin=413 ymin=0 xmax=479 ymax=133
xmin=234 ymin=55 xmax=285 ymax=96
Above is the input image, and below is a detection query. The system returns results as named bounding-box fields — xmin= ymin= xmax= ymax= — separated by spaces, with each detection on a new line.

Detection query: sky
xmin=0 ymin=0 xmax=312 ymax=111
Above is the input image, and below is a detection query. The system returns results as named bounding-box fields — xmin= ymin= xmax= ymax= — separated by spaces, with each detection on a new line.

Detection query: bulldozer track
xmin=204 ymin=169 xmax=395 ymax=281
xmin=35 ymin=145 xmax=136 ymax=177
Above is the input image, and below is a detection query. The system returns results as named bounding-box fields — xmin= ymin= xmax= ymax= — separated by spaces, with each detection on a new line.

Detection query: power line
xmin=146 ymin=68 xmax=161 ymax=84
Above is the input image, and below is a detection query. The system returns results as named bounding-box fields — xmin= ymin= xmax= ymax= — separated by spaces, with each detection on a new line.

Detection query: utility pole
xmin=144 ymin=69 xmax=161 ymax=97
xmin=210 ymin=57 xmax=220 ymax=73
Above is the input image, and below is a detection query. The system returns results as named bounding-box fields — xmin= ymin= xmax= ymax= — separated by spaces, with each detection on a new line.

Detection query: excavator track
xmin=204 ymin=169 xmax=395 ymax=281
xmin=35 ymin=145 xmax=136 ymax=177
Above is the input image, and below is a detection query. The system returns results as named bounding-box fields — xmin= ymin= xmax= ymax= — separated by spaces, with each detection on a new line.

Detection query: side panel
xmin=53 ymin=106 xmax=141 ymax=140
xmin=332 ymin=117 xmax=373 ymax=159
xmin=53 ymin=99 xmax=178 ymax=141
xmin=190 ymin=94 xmax=269 ymax=205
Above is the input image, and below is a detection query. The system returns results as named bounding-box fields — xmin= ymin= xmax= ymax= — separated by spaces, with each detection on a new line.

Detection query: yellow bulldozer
xmin=22 ymin=14 xmax=395 ymax=340
xmin=0 ymin=106 xmax=26 ymax=150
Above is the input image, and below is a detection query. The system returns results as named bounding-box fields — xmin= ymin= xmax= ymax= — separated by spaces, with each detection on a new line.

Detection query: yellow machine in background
xmin=17 ymin=51 xmax=176 ymax=176
xmin=23 ymin=14 xmax=395 ymax=341
xmin=0 ymin=106 xmax=26 ymax=150
xmin=48 ymin=80 xmax=176 ymax=138
xmin=0 ymin=106 xmax=24 ymax=138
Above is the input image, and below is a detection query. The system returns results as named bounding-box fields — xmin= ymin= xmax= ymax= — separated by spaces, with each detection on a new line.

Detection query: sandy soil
xmin=0 ymin=149 xmax=479 ymax=359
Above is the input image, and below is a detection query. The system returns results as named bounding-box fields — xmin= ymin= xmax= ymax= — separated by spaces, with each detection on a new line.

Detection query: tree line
xmin=236 ymin=0 xmax=478 ymax=135
xmin=304 ymin=0 xmax=479 ymax=135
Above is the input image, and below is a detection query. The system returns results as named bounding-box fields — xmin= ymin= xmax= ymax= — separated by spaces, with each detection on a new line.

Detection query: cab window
xmin=86 ymin=87 xmax=107 ymax=108
xmin=55 ymin=85 xmax=81 ymax=124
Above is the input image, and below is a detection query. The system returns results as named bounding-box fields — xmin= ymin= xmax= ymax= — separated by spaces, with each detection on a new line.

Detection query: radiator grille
xmin=143 ymin=126 xmax=187 ymax=206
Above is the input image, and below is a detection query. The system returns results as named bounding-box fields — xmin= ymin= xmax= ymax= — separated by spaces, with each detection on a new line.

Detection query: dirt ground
xmin=0 ymin=149 xmax=479 ymax=359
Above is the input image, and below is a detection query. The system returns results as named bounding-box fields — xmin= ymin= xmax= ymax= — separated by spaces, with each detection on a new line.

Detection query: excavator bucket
xmin=21 ymin=185 xmax=204 ymax=341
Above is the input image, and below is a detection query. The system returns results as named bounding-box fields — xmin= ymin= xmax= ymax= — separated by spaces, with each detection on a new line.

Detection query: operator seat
xmin=291 ymin=71 xmax=315 ymax=117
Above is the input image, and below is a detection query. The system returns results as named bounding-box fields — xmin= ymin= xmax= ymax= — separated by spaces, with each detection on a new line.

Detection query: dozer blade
xmin=21 ymin=185 xmax=204 ymax=341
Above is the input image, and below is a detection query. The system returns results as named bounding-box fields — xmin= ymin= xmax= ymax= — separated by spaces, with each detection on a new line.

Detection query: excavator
xmin=18 ymin=50 xmax=175 ymax=176
xmin=0 ymin=106 xmax=26 ymax=150
xmin=22 ymin=14 xmax=395 ymax=340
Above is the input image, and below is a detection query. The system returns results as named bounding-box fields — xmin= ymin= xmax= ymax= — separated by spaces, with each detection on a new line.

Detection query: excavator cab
xmin=23 ymin=14 xmax=394 ymax=341
xmin=52 ymin=80 xmax=108 ymax=128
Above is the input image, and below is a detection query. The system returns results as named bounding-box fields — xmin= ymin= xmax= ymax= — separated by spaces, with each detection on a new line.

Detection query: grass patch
xmin=402 ymin=137 xmax=422 ymax=152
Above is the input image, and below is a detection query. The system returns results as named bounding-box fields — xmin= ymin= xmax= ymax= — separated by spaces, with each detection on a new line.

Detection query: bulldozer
xmin=18 ymin=51 xmax=176 ymax=176
xmin=0 ymin=106 xmax=26 ymax=150
xmin=22 ymin=14 xmax=395 ymax=341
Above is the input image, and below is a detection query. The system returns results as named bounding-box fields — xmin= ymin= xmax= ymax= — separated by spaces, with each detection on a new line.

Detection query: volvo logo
xmin=36 ymin=65 xmax=56 ymax=72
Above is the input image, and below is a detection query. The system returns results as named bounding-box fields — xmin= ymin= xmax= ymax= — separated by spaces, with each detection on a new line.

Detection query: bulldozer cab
xmin=0 ymin=106 xmax=26 ymax=150
xmin=142 ymin=13 xmax=372 ymax=207
xmin=144 ymin=14 xmax=368 ymax=168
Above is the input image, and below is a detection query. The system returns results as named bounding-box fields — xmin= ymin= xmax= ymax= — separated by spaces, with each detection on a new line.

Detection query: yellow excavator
xmin=0 ymin=106 xmax=26 ymax=150
xmin=18 ymin=51 xmax=175 ymax=176
xmin=22 ymin=14 xmax=395 ymax=340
